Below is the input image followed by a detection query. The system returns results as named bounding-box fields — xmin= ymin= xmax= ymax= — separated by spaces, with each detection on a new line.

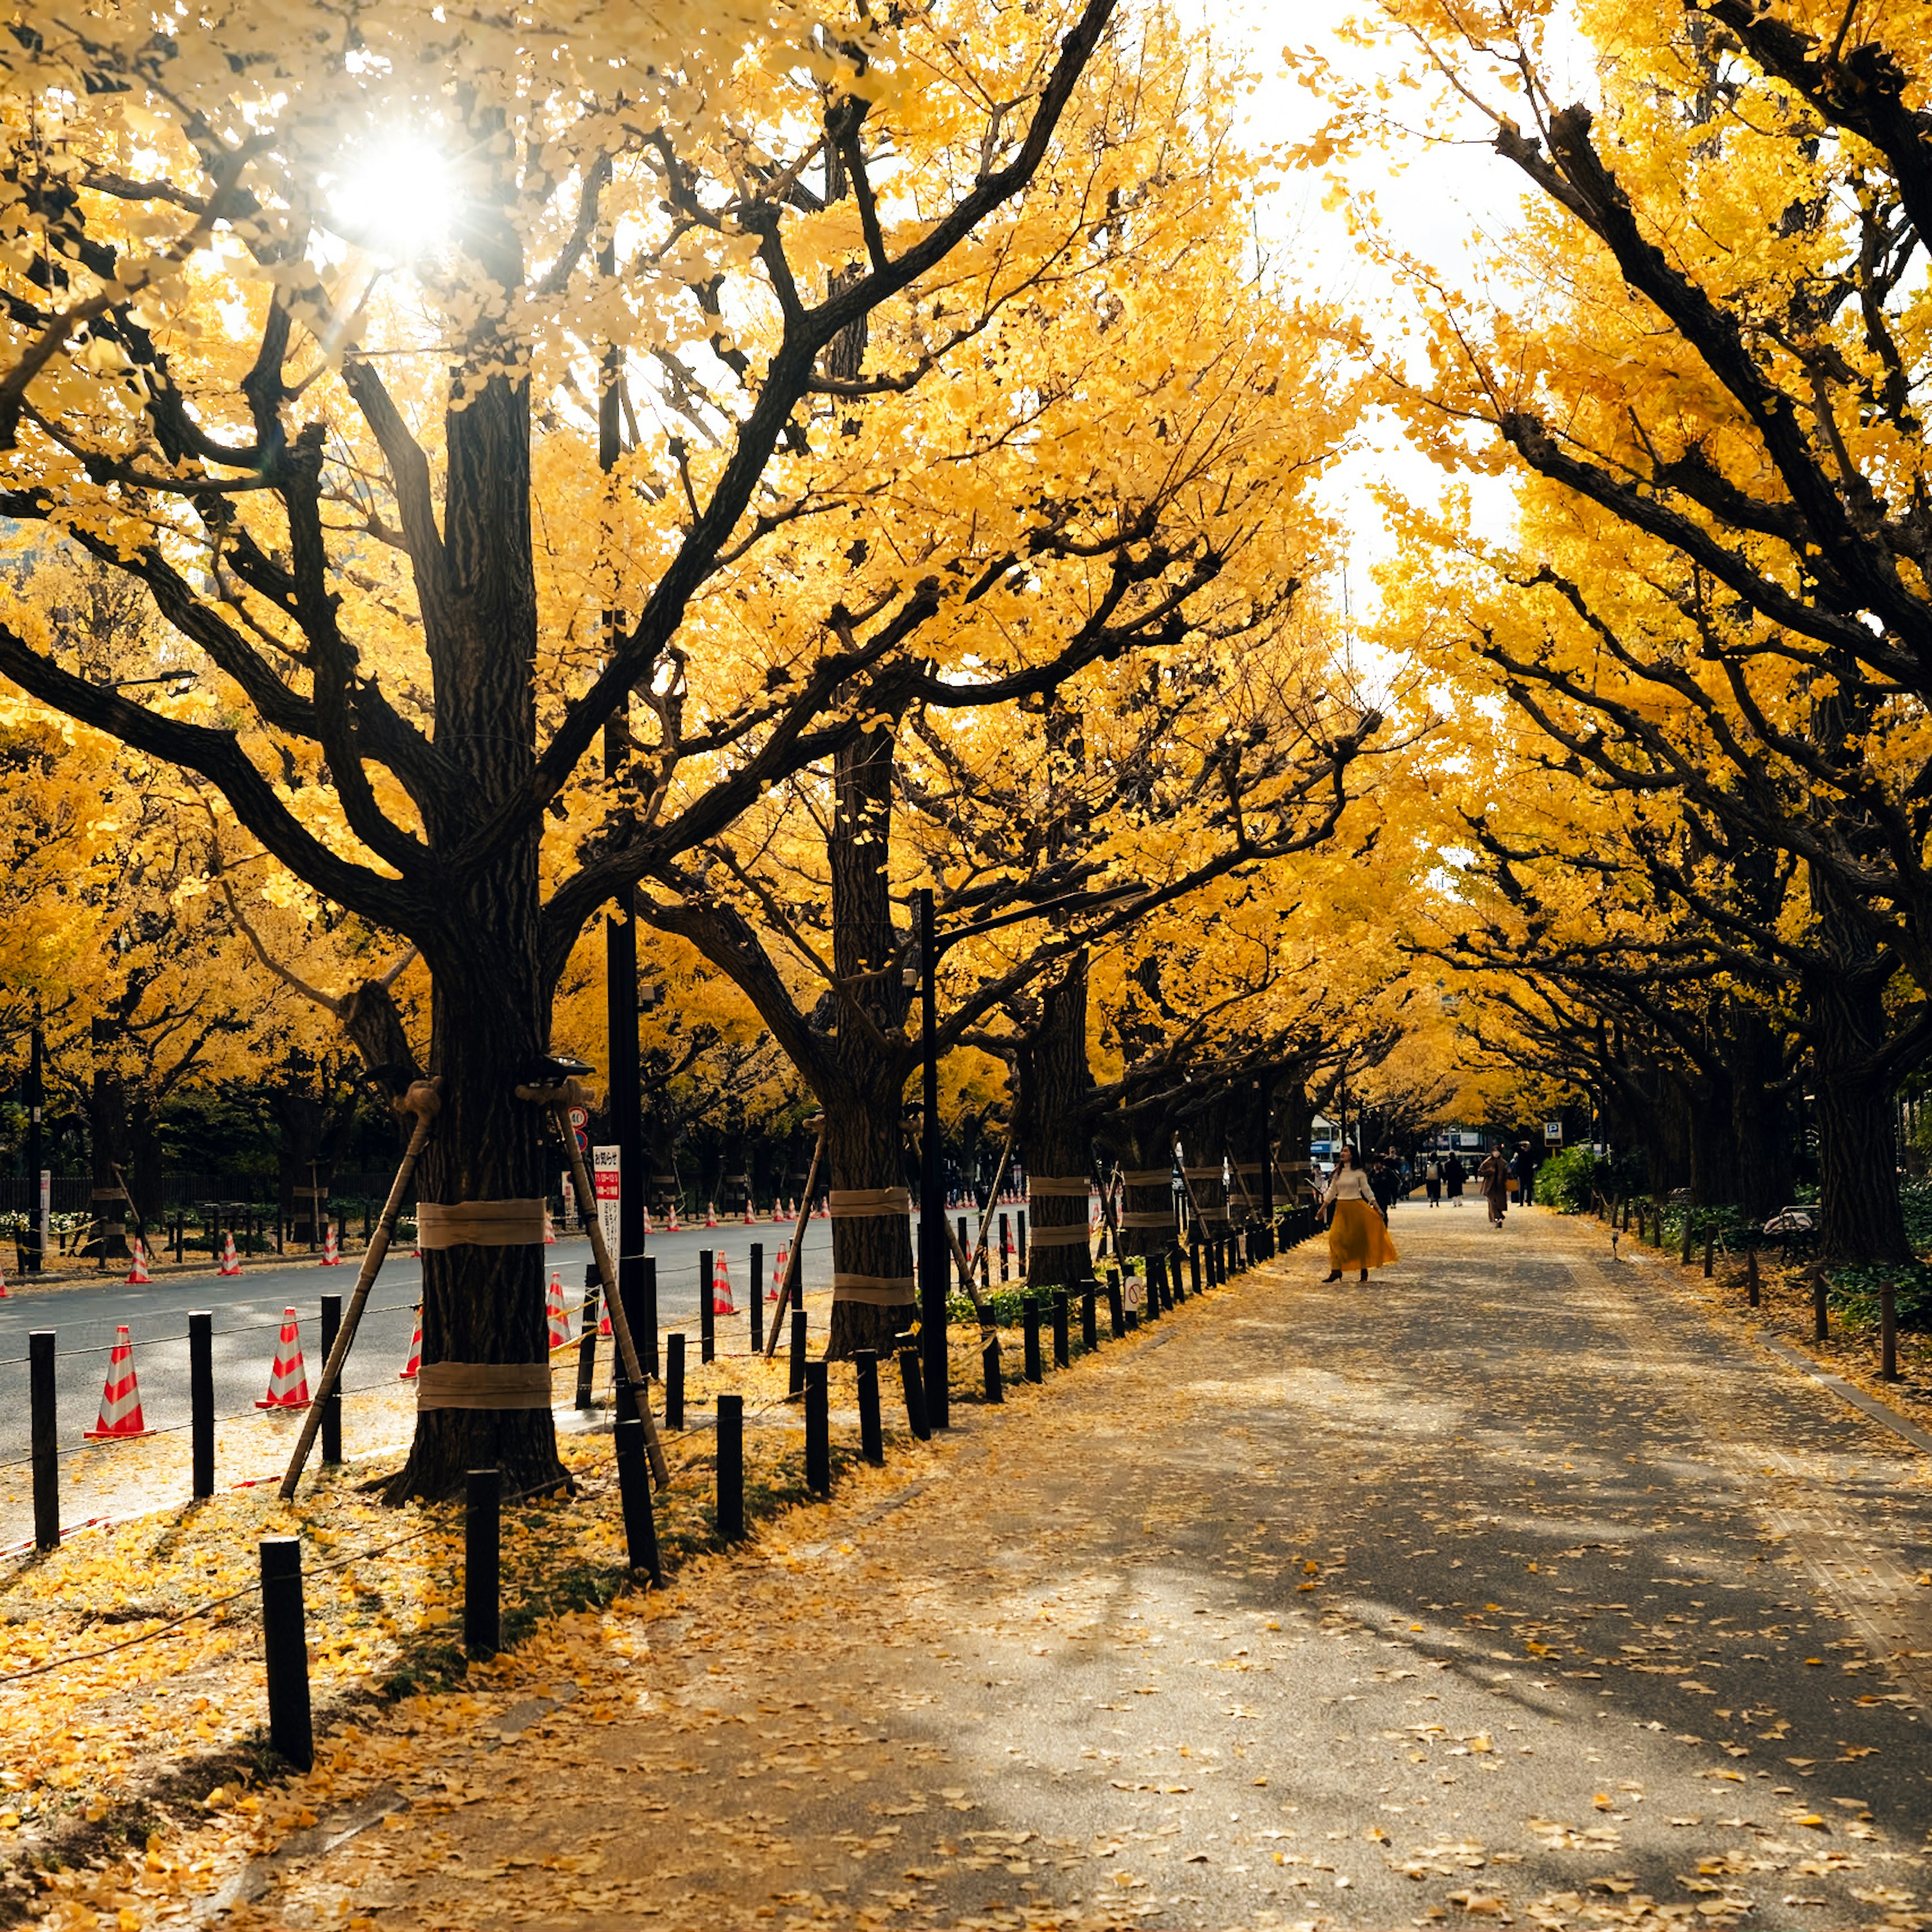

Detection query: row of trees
xmin=17 ymin=0 xmax=1906 ymax=1499
xmin=0 ymin=0 xmax=1491 ymax=1498
xmin=1301 ymin=0 xmax=1932 ymax=1264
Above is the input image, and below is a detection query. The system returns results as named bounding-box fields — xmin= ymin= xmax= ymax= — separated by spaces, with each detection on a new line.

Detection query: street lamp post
xmin=917 ymin=890 xmax=947 ymax=1428
xmin=24 ymin=1019 xmax=43 ymax=1273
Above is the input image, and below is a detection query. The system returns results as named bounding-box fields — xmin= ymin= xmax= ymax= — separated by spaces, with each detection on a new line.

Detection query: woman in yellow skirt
xmin=1320 ymin=1146 xmax=1399 ymax=1282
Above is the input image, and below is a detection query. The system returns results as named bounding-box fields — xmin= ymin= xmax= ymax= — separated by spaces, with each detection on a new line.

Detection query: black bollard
xmin=641 ymin=1255 xmax=659 ymax=1380
xmin=1882 ymin=1281 xmax=1898 ymax=1381
xmin=1813 ymin=1270 xmax=1829 ymax=1342
xmin=804 ymin=1361 xmax=830 ymax=1494
xmin=319 ymin=1293 xmax=343 ymax=1465
xmin=1747 ymin=1249 xmax=1761 ymax=1308
xmin=699 ymin=1246 xmax=715 ymax=1364
xmin=1703 ymin=1230 xmax=1715 ymax=1279
xmin=575 ymin=1265 xmax=600 ymax=1410
xmin=1105 ymin=1269 xmax=1125 ymax=1338
xmin=189 ymin=1311 xmax=214 ymax=1499
xmin=1017 ymin=1209 xmax=1027 ymax=1268
xmin=465 ymin=1468 xmax=500 ymax=1658
xmin=855 ymin=1349 xmax=884 ymax=1463
xmin=998 ymin=1212 xmax=1011 ymax=1282
xmin=1189 ymin=1240 xmax=1203 ymax=1297
xmin=789 ymin=1308 xmax=807 ymax=1397
xmin=30 ymin=1330 xmax=57 ymax=1552
xmin=1022 ymin=1297 xmax=1043 ymax=1382
xmin=665 ymin=1332 xmax=686 ymax=1430
xmin=1081 ymin=1287 xmax=1098 ymax=1353
xmin=715 ymin=1394 xmax=745 ymax=1540
xmin=615 ymin=1417 xmax=662 ymax=1585
xmin=896 ymin=1333 xmax=931 ymax=1440
xmin=1169 ymin=1249 xmax=1186 ymax=1305
xmin=259 ymin=1536 xmax=313 ymax=1770
xmin=1680 ymin=1214 xmax=1695 ymax=1266
xmin=982 ymin=1328 xmax=1003 ymax=1403
xmin=750 ymin=1242 xmax=764 ymax=1353
xmin=1052 ymin=1293 xmax=1071 ymax=1369
xmin=1143 ymin=1265 xmax=1161 ymax=1322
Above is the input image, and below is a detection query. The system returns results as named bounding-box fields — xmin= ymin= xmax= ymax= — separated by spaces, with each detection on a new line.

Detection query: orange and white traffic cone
xmin=814 ymin=1198 xmax=828 ymax=1221
xmin=544 ymin=1209 xmax=556 ymax=1246
xmin=770 ymin=1200 xmax=783 ymax=1225
xmin=667 ymin=1202 xmax=681 ymax=1234
xmin=84 ymin=1325 xmax=152 ymax=1438
xmin=217 ymin=1230 xmax=242 ymax=1276
xmin=319 ymin=1222 xmax=342 ymax=1265
xmin=0 ymin=1251 xmax=8 ymax=1297
xmin=546 ymin=1270 xmax=571 ymax=1347
xmin=257 ymin=1308 xmax=310 ymax=1410
xmin=743 ymin=1199 xmax=756 ymax=1226
xmin=597 ymin=1291 xmax=612 ymax=1338
xmin=768 ymin=1243 xmax=787 ymax=1302
xmin=398 ymin=1307 xmax=422 ymax=1380
xmin=711 ymin=1253 xmax=736 ymax=1314
xmin=704 ymin=1200 xmax=718 ymax=1229
xmin=642 ymin=1204 xmax=654 ymax=1236
xmin=125 ymin=1238 xmax=151 ymax=1285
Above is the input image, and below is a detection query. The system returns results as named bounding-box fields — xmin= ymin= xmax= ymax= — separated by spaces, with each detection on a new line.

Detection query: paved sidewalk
xmin=138 ymin=1208 xmax=1932 ymax=1930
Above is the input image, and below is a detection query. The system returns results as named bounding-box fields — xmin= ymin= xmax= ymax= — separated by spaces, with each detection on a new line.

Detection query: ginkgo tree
xmin=1304 ymin=0 xmax=1932 ymax=1264
xmin=0 ymin=0 xmax=1143 ymax=1497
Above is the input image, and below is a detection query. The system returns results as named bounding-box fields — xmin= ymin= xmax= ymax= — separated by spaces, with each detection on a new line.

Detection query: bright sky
xmin=1198 ymin=0 xmax=1546 ymax=608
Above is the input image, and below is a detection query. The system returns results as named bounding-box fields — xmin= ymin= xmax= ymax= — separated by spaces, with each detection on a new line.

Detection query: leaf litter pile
xmin=4 ymin=1215 xmax=1932 ymax=1931
xmin=0 ymin=1315 xmax=911 ymax=1923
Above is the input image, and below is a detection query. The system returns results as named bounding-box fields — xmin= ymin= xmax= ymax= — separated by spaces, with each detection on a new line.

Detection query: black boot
xmin=1322 ymin=1269 xmax=1341 ymax=1282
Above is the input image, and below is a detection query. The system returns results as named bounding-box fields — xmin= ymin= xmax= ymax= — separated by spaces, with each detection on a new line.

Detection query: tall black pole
xmin=1257 ymin=1073 xmax=1274 ymax=1258
xmin=599 ymin=313 xmax=648 ymax=1382
xmin=24 ymin=1021 xmax=42 ymax=1273
xmin=918 ymin=889 xmax=947 ymax=1429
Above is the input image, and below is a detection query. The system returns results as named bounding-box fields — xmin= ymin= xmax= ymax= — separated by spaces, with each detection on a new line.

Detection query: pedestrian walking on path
xmin=1423 ymin=1155 xmax=1441 ymax=1206
xmin=1320 ymin=1145 xmax=1398 ymax=1281
xmin=1514 ymin=1138 xmax=1538 ymax=1206
xmin=1476 ymin=1143 xmax=1510 ymax=1225
xmin=1442 ymin=1150 xmax=1465 ymax=1205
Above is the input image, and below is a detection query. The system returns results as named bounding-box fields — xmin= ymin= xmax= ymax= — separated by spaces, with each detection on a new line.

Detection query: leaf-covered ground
xmin=7 ymin=1211 xmax=1932 ymax=1931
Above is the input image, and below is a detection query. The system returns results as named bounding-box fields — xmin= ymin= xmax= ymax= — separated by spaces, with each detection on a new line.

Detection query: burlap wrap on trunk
xmin=415 ymin=1199 xmax=547 ymax=1248
xmin=1121 ymin=1169 xmax=1172 ymax=1186
xmin=827 ymin=1188 xmax=912 ymax=1218
xmin=1024 ymin=1222 xmax=1093 ymax=1248
xmin=415 ymin=1361 xmax=553 ymax=1410
xmin=1025 ymin=1176 xmax=1091 ymax=1196
xmin=831 ymin=1273 xmax=917 ymax=1305
xmin=1120 ymin=1211 xmax=1177 ymax=1228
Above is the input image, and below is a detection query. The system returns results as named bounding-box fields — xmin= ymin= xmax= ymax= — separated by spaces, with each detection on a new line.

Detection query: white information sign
xmin=593 ymin=1144 xmax=621 ymax=1260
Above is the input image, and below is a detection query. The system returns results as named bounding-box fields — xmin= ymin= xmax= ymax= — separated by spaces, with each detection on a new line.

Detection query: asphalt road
xmin=0 ymin=1218 xmax=843 ymax=1469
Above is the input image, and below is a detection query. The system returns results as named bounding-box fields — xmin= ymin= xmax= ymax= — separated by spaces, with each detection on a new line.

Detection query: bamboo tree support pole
xmin=536 ymin=1087 xmax=671 ymax=1489
xmin=964 ymin=1121 xmax=1017 ymax=1284
xmin=764 ymin=1122 xmax=825 ymax=1361
xmin=280 ymin=1080 xmax=442 ymax=1500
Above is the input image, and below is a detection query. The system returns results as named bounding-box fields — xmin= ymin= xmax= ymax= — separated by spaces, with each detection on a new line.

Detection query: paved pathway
xmin=168 ymin=1208 xmax=1932 ymax=1929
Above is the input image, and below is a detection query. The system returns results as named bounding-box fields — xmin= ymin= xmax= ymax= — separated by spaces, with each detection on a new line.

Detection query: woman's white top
xmin=1323 ymin=1166 xmax=1377 ymax=1205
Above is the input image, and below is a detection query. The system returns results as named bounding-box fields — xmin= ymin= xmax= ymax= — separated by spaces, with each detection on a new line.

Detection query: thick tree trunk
xmin=823 ymin=1084 xmax=917 ymax=1358
xmin=1682 ymin=1066 xmax=1738 ymax=1207
xmin=1730 ymin=1006 xmax=1790 ymax=1219
xmin=1808 ymin=960 xmax=1912 ymax=1265
xmin=1108 ymin=1111 xmax=1175 ymax=1264
xmin=822 ymin=723 xmax=918 ymax=1360
xmin=1178 ymin=1093 xmax=1228 ymax=1241
xmin=1226 ymin=1079 xmax=1270 ymax=1227
xmin=1016 ymin=956 xmax=1094 ymax=1294
xmin=87 ymin=1070 xmax=132 ymax=1260
xmin=267 ymin=1088 xmax=335 ymax=1242
xmin=383 ymin=887 xmax=568 ymax=1502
